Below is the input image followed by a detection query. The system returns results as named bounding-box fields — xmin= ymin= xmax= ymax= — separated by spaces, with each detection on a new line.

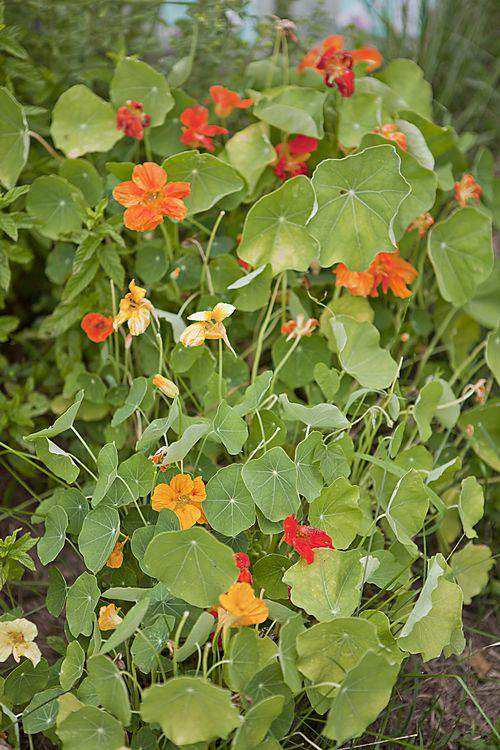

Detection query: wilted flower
xmin=218 ymin=582 xmax=268 ymax=627
xmin=152 ymin=473 xmax=206 ymax=529
xmin=373 ymin=123 xmax=407 ymax=151
xmin=113 ymin=162 xmax=190 ymax=231
xmin=299 ymin=35 xmax=382 ymax=96
xmin=407 ymin=212 xmax=434 ymax=237
xmin=98 ymin=604 xmax=122 ymax=631
xmin=209 ymin=86 xmax=252 ymax=118
xmin=274 ymin=135 xmax=318 ymax=180
xmin=180 ymin=302 xmax=236 ymax=352
xmin=106 ymin=538 xmax=128 ymax=569
xmin=468 ymin=378 xmax=488 ymax=404
xmin=454 ymin=174 xmax=482 ymax=208
xmin=282 ymin=514 xmax=333 ymax=564
xmin=0 ymin=618 xmax=41 ymax=666
xmin=235 ymin=552 xmax=252 ymax=584
xmin=272 ymin=16 xmax=298 ymax=41
xmin=180 ymin=105 xmax=228 ymax=152
xmin=114 ymin=280 xmax=153 ymax=336
xmin=153 ymin=374 xmax=179 ymax=398
xmin=116 ymin=100 xmax=151 ymax=140
xmin=281 ymin=315 xmax=319 ymax=340
xmin=148 ymin=446 xmax=168 ymax=473
xmin=81 ymin=313 xmax=114 ymax=343
xmin=335 ymin=251 xmax=418 ymax=298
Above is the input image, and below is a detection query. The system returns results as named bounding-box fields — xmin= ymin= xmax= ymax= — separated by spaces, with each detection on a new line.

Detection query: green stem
xmin=160 ymin=223 xmax=173 ymax=261
xmin=251 ymin=273 xmax=283 ymax=382
xmin=270 ymin=333 xmax=302 ymax=391
xmin=414 ymin=307 xmax=456 ymax=385
xmin=218 ymin=339 xmax=224 ymax=402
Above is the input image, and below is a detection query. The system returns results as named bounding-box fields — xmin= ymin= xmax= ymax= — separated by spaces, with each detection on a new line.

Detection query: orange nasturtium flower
xmin=152 ymin=473 xmax=206 ymax=529
xmin=299 ymin=35 xmax=382 ymax=97
xmin=112 ymin=162 xmax=190 ymax=232
xmin=98 ymin=604 xmax=122 ymax=631
xmin=335 ymin=251 xmax=418 ymax=299
xmin=209 ymin=85 xmax=253 ymax=118
xmin=180 ymin=303 xmax=236 ymax=352
xmin=372 ymin=123 xmax=407 ymax=151
xmin=180 ymin=105 xmax=228 ymax=152
xmin=281 ymin=315 xmax=319 ymax=340
xmin=81 ymin=313 xmax=114 ymax=343
xmin=106 ymin=537 xmax=128 ymax=569
xmin=152 ymin=374 xmax=179 ymax=398
xmin=116 ymin=100 xmax=151 ymax=140
xmin=218 ymin=583 xmax=269 ymax=628
xmin=407 ymin=212 xmax=434 ymax=237
xmin=454 ymin=173 xmax=482 ymax=208
xmin=114 ymin=279 xmax=153 ymax=336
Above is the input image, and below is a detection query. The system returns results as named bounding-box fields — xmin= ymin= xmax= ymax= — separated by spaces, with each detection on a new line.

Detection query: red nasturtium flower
xmin=407 ymin=212 xmax=434 ymax=237
xmin=454 ymin=173 xmax=482 ymax=208
xmin=116 ymin=100 xmax=151 ymax=140
xmin=209 ymin=85 xmax=253 ymax=118
xmin=281 ymin=315 xmax=319 ymax=340
xmin=299 ymin=35 xmax=382 ymax=97
xmin=235 ymin=552 xmax=253 ymax=584
xmin=81 ymin=313 xmax=114 ymax=343
xmin=283 ymin=514 xmax=333 ymax=564
xmin=180 ymin=105 xmax=228 ymax=152
xmin=373 ymin=123 xmax=407 ymax=151
xmin=113 ymin=162 xmax=190 ymax=231
xmin=335 ymin=251 xmax=418 ymax=298
xmin=274 ymin=135 xmax=318 ymax=180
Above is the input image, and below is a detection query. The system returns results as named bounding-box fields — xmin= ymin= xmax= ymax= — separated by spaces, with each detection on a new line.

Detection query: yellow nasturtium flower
xmin=114 ymin=279 xmax=153 ymax=336
xmin=180 ymin=303 xmax=235 ymax=352
xmin=0 ymin=618 xmax=41 ymax=666
xmin=218 ymin=582 xmax=269 ymax=628
xmin=152 ymin=374 xmax=179 ymax=398
xmin=98 ymin=603 xmax=123 ymax=631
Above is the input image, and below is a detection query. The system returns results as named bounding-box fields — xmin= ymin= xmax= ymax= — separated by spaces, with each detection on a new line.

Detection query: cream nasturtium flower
xmin=152 ymin=374 xmax=179 ymax=398
xmin=114 ymin=279 xmax=154 ymax=336
xmin=0 ymin=618 xmax=41 ymax=666
xmin=180 ymin=303 xmax=235 ymax=352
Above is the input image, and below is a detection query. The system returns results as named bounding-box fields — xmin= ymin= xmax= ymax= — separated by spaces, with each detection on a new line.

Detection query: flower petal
xmin=132 ymin=162 xmax=167 ymax=192
xmin=112 ymin=180 xmax=145 ymax=207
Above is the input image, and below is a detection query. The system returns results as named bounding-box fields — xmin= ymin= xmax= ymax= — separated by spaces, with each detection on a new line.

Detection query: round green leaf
xmin=225 ymin=628 xmax=277 ymax=693
xmin=458 ymin=476 xmax=484 ymax=539
xmin=87 ymin=655 xmax=131 ymax=726
xmin=60 ymin=640 xmax=85 ymax=691
xmin=213 ymin=400 xmax=249 ymax=455
xmin=26 ymin=175 xmax=85 ymax=239
xmin=241 ymin=446 xmax=300 ymax=522
xmin=237 ymin=175 xmax=318 ymax=275
xmin=428 ymin=207 xmax=493 ymax=306
xmin=279 ymin=394 xmax=349 ymax=431
xmin=308 ymin=477 xmax=361 ymax=549
xmin=253 ymin=85 xmax=326 ymax=138
xmin=22 ymin=688 xmax=62 ymax=735
xmin=295 ymin=431 xmax=324 ymax=502
xmin=51 ymin=85 xmax=122 ymax=157
xmin=66 ymin=572 xmax=100 ymax=638
xmin=38 ymin=505 xmax=68 ymax=565
xmin=225 ymin=122 xmax=276 ymax=194
xmin=110 ymin=58 xmax=173 ymax=126
xmin=486 ymin=328 xmax=500 ymax=385
xmin=253 ymin=554 xmax=292 ymax=600
xmin=140 ymin=677 xmax=241 ymax=745
xmin=272 ymin=335 xmax=330 ymax=389
xmin=450 ymin=542 xmax=493 ymax=605
xmin=204 ymin=464 xmax=256 ymax=536
xmin=232 ymin=695 xmax=284 ymax=750
xmin=144 ymin=527 xmax=238 ymax=607
xmin=0 ymin=86 xmax=29 ymax=189
xmin=149 ymin=90 xmax=195 ymax=158
xmin=78 ymin=506 xmax=120 ymax=573
xmin=56 ymin=706 xmax=125 ymax=750
xmin=376 ymin=59 xmax=432 ymax=118
xmin=331 ymin=315 xmax=399 ymax=390
xmin=59 ymin=158 xmax=104 ymax=206
xmin=309 ymin=145 xmax=410 ymax=270
xmin=384 ymin=469 xmax=430 ymax=554
xmin=338 ymin=92 xmax=380 ymax=148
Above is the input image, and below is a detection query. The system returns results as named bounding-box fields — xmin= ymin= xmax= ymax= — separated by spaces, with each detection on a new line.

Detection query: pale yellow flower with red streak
xmin=0 ymin=618 xmax=41 ymax=666
xmin=217 ymin=582 xmax=269 ymax=628
xmin=114 ymin=279 xmax=153 ymax=336
xmin=98 ymin=604 xmax=122 ymax=631
xmin=180 ymin=303 xmax=236 ymax=353
xmin=281 ymin=315 xmax=319 ymax=341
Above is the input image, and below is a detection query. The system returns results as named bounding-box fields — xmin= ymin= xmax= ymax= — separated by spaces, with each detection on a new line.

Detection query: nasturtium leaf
xmin=100 ymin=595 xmax=151 ymax=655
xmin=279 ymin=394 xmax=349 ymax=431
xmin=457 ymin=476 xmax=484 ymax=539
xmin=296 ymin=617 xmax=381 ymax=697
xmin=376 ymin=59 xmax=432 ymax=118
xmin=398 ymin=109 xmax=458 ymax=159
xmin=244 ymin=663 xmax=294 ymax=739
xmin=308 ymin=477 xmax=361 ymax=549
xmin=78 ymin=506 xmax=120 ymax=573
xmin=92 ymin=442 xmax=118 ymax=507
xmin=313 ymin=362 xmax=340 ymax=400
xmin=87 ymin=655 xmax=131 ymax=726
xmin=59 ymin=158 xmax=103 ymax=206
xmin=60 ymin=640 xmax=84 ymax=690
xmin=232 ymin=264 xmax=273 ymax=312
xmin=0 ymin=86 xmax=29 ymax=189
xmin=384 ymin=469 xmax=429 ymax=554
xmin=135 ymin=411 xmax=177 ymax=452
xmin=175 ymin=611 xmax=215 ymax=662
xmin=111 ymin=377 xmax=147 ymax=427
xmin=26 ymin=389 xmax=84 ymax=441
xmin=486 ymin=328 xmax=500 ymax=385
xmin=38 ymin=505 xmax=68 ymax=564
xmin=140 ymin=677 xmax=241 ymax=745
xmin=46 ymin=566 xmax=67 ymax=616
xmin=117 ymin=452 xmax=155 ymax=500
xmin=317 ymin=439 xmax=352 ymax=484
xmin=162 ymin=150 xmax=243 ymax=215
xmin=253 ymin=86 xmax=326 ymax=138
xmin=413 ymin=379 xmax=443 ymax=442
xmin=234 ymin=371 xmax=273 ymax=417
xmin=4 ymin=658 xmax=49 ymax=704
xmin=232 ymin=695 xmax=284 ymax=750
xmin=395 ymin=119 xmax=434 ymax=169
xmin=237 ymin=175 xmax=319 ymax=275
xmin=450 ymin=542 xmax=493 ymax=604
xmin=26 ymin=174 xmax=86 ymax=239
xmin=110 ymin=58 xmax=173 ymax=126
xmin=458 ymin=401 xmax=500 ymax=471
xmin=428 ymin=208 xmax=493 ymax=306
xmin=463 ymin=259 xmax=500 ymax=329
xmin=226 ymin=628 xmax=277 ymax=693
xmin=271 ymin=335 xmax=330 ymax=389
xmin=242 ymin=446 xmax=300 ymax=522
xmin=323 ymin=650 xmax=400 ymax=744
xmin=149 ymin=90 xmax=195 ymax=157
xmin=66 ymin=572 xmax=100 ymax=638
xmin=225 ymin=122 xmax=276 ymax=194
xmin=204 ymin=464 xmax=255 ymax=536
xmin=34 ymin=437 xmax=80 ymax=484
xmin=309 ymin=145 xmax=410 ymax=270
xmin=22 ymin=688 xmax=62 ymax=734
xmin=338 ymin=92 xmax=380 ymax=148
xmin=160 ymin=421 xmax=210 ymax=464
xmin=51 ymin=85 xmax=122 ymax=157
xmin=283 ymin=548 xmax=364 ymax=621
xmin=398 ymin=554 xmax=464 ymax=661
xmin=331 ymin=315 xmax=399 ymax=389
xmin=131 ymin=616 xmax=171 ymax=673
xmin=213 ymin=400 xmax=248 ymax=455
xmin=144 ymin=527 xmax=238 ymax=607
xmin=253 ymin=554 xmax=292 ymax=600
xmin=56 ymin=706 xmax=125 ymax=750
xmin=435 ymin=378 xmax=460 ymax=429
xmin=295 ymin=431 xmax=324 ymax=502
xmin=278 ymin=614 xmax=305 ymax=694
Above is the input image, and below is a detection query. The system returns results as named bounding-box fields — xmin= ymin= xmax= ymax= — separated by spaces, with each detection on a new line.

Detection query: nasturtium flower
xmin=0 ymin=618 xmax=41 ymax=666
xmin=281 ymin=315 xmax=319 ymax=340
xmin=209 ymin=85 xmax=253 ymax=118
xmin=112 ymin=162 xmax=190 ymax=232
xmin=152 ymin=473 xmax=206 ymax=529
xmin=114 ymin=279 xmax=153 ymax=336
xmin=152 ymin=374 xmax=179 ymax=398
xmin=180 ymin=302 xmax=236 ymax=352
xmin=218 ymin=582 xmax=269 ymax=627
xmin=148 ymin=446 xmax=168 ymax=473
xmin=283 ymin=514 xmax=333 ymax=564
xmin=81 ymin=313 xmax=114 ymax=343
xmin=454 ymin=173 xmax=482 ymax=208
xmin=373 ymin=123 xmax=407 ymax=151
xmin=299 ymin=34 xmax=382 ymax=96
xmin=116 ymin=100 xmax=151 ymax=140
xmin=407 ymin=212 xmax=434 ymax=237
xmin=98 ymin=603 xmax=122 ymax=631
xmin=235 ymin=552 xmax=252 ymax=584
xmin=106 ymin=537 xmax=128 ymax=569
xmin=180 ymin=105 xmax=228 ymax=152
xmin=274 ymin=134 xmax=318 ymax=180
xmin=335 ymin=251 xmax=418 ymax=299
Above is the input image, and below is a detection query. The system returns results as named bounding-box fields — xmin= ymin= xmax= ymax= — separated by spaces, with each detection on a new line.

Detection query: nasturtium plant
xmin=0 ymin=14 xmax=497 ymax=750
